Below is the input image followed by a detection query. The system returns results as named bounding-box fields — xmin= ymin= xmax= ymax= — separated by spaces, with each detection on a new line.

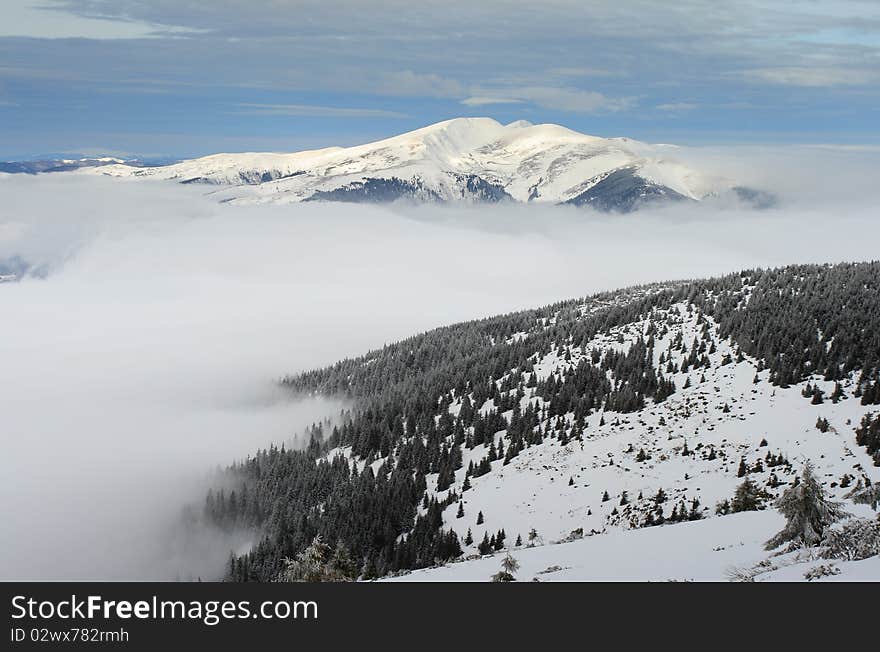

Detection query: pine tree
xmin=527 ymin=528 xmax=539 ymax=546
xmin=730 ymin=478 xmax=768 ymax=513
xmin=490 ymin=553 xmax=519 ymax=582
xmin=329 ymin=541 xmax=358 ymax=580
xmin=360 ymin=555 xmax=378 ymax=581
xmin=715 ymin=499 xmax=731 ymax=515
xmin=476 ymin=510 xmax=484 ymax=525
xmin=687 ymin=498 xmax=702 ymax=521
xmin=765 ymin=463 xmax=849 ymax=550
xmin=456 ymin=501 xmax=464 ymax=518
xmin=278 ymin=535 xmax=355 ymax=582
xmin=494 ymin=529 xmax=505 ymax=550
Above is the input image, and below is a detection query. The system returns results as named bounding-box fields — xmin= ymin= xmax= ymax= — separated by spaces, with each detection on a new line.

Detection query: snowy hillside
xmin=210 ymin=263 xmax=880 ymax=582
xmin=385 ymin=297 xmax=880 ymax=581
xmin=385 ymin=510 xmax=880 ymax=582
xmin=82 ymin=118 xmax=739 ymax=211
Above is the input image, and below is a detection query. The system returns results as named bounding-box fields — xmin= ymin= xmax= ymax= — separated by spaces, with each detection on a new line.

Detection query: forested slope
xmin=205 ymin=262 xmax=880 ymax=581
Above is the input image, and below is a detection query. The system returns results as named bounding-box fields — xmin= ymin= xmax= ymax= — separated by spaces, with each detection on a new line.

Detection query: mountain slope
xmin=387 ymin=511 xmax=880 ymax=582
xmin=83 ymin=118 xmax=736 ymax=211
xmin=203 ymin=262 xmax=880 ymax=582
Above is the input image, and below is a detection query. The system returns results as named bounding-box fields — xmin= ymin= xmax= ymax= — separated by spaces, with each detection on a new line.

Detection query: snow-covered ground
xmin=386 ymin=510 xmax=879 ymax=582
xmin=358 ymin=297 xmax=880 ymax=581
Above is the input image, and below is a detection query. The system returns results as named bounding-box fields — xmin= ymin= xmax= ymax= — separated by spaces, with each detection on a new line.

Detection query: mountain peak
xmin=79 ymin=119 xmax=738 ymax=211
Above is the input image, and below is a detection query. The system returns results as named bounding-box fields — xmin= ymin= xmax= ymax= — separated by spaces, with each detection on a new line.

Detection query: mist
xmin=1 ymin=146 xmax=879 ymax=580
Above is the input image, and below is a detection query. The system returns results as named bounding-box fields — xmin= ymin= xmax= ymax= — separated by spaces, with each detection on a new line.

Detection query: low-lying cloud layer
xmin=1 ymin=147 xmax=878 ymax=579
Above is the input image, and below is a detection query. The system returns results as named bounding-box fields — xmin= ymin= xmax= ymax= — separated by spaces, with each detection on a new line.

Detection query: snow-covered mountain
xmin=0 ymin=156 xmax=137 ymax=175
xmin=84 ymin=118 xmax=742 ymax=211
xmin=214 ymin=262 xmax=880 ymax=583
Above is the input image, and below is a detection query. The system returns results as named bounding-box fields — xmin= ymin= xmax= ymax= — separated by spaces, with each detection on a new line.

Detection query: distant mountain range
xmin=6 ymin=119 xmax=773 ymax=212
xmin=0 ymin=157 xmax=158 ymax=175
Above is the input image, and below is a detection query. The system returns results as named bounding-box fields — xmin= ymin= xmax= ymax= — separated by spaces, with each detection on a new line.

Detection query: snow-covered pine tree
xmin=848 ymin=480 xmax=880 ymax=510
xmin=278 ymin=535 xmax=357 ymax=582
xmin=490 ymin=552 xmax=519 ymax=582
xmin=765 ymin=463 xmax=850 ymax=551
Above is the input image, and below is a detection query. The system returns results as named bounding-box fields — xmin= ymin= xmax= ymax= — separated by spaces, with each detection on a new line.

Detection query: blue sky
xmin=0 ymin=0 xmax=878 ymax=159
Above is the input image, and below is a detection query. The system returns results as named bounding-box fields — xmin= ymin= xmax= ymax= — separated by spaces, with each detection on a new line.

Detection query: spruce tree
xmin=765 ymin=463 xmax=849 ymax=550
xmin=731 ymin=478 xmax=768 ymax=513
xmin=490 ymin=553 xmax=519 ymax=582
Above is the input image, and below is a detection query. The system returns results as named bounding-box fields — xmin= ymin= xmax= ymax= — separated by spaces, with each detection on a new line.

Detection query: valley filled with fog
xmin=1 ymin=145 xmax=879 ymax=580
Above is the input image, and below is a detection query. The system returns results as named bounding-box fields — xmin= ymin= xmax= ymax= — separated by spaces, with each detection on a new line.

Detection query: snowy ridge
xmin=221 ymin=263 xmax=879 ymax=583
xmin=82 ymin=118 xmax=735 ymax=210
xmin=354 ymin=294 xmax=879 ymax=581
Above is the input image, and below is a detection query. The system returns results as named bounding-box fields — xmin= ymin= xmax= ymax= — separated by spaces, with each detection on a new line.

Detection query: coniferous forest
xmin=207 ymin=262 xmax=880 ymax=581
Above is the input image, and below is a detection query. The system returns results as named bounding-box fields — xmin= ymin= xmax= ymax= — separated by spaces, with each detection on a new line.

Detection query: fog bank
xmin=1 ymin=149 xmax=878 ymax=579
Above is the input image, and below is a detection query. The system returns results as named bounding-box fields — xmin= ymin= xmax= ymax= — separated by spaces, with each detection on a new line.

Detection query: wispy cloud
xmin=737 ymin=66 xmax=880 ymax=87
xmin=234 ymin=103 xmax=408 ymax=118
xmin=460 ymin=96 xmax=524 ymax=107
xmin=0 ymin=0 xmax=201 ymax=40
xmin=546 ymin=66 xmax=622 ymax=79
xmin=466 ymin=86 xmax=633 ymax=114
xmin=656 ymin=102 xmax=698 ymax=112
xmin=376 ymin=71 xmax=465 ymax=98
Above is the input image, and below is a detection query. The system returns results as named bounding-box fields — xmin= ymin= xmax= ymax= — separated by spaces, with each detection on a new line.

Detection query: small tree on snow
xmin=491 ymin=553 xmax=519 ymax=582
xmin=527 ymin=527 xmax=539 ymax=546
xmin=765 ymin=463 xmax=849 ymax=551
xmin=848 ymin=480 xmax=880 ymax=510
xmin=279 ymin=535 xmax=357 ymax=582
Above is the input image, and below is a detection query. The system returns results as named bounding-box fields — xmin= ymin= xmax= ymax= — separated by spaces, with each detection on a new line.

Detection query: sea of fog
xmin=1 ymin=145 xmax=879 ymax=579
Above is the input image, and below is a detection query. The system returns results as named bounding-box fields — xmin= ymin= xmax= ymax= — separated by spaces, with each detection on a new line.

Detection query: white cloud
xmin=0 ymin=0 xmax=199 ymax=39
xmin=738 ymin=66 xmax=880 ymax=87
xmin=460 ymin=96 xmax=525 ymax=107
xmin=234 ymin=103 xmax=408 ymax=118
xmin=376 ymin=70 xmax=465 ymax=98
xmin=465 ymin=86 xmax=633 ymax=113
